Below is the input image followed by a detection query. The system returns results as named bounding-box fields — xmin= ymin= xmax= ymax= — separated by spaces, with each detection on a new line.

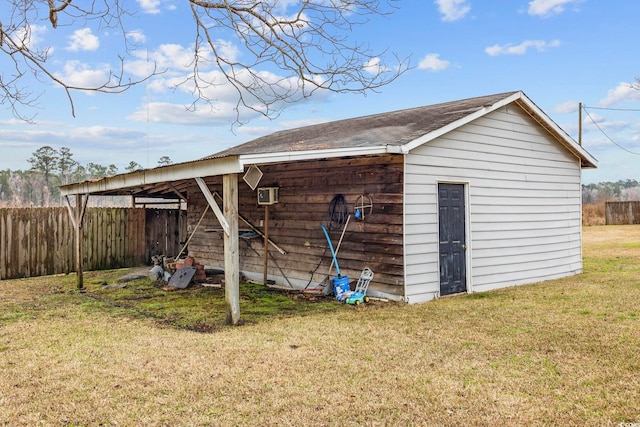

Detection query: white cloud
xmin=418 ymin=53 xmax=451 ymax=71
xmin=0 ymin=122 xmax=144 ymax=152
xmin=148 ymin=44 xmax=199 ymax=71
xmin=127 ymin=30 xmax=147 ymax=44
xmin=485 ymin=39 xmax=560 ymax=56
xmin=67 ymin=126 xmax=146 ymax=142
xmin=128 ymin=102 xmax=254 ymax=126
xmin=581 ymin=111 xmax=630 ymax=133
xmin=0 ymin=118 xmax=29 ymax=126
xmin=126 ymin=43 xmax=199 ymax=82
xmin=137 ymin=0 xmax=161 ymax=14
xmin=211 ymin=39 xmax=240 ymax=64
xmin=528 ymin=0 xmax=583 ymax=17
xmin=54 ymin=61 xmax=110 ymax=89
xmin=130 ymin=41 xmax=235 ymax=77
xmin=199 ymin=68 xmax=309 ymax=108
xmin=14 ymin=24 xmax=48 ymax=50
xmin=599 ymin=82 xmax=640 ymax=106
xmin=123 ymin=39 xmax=332 ymax=124
xmin=272 ymin=0 xmax=303 ymax=14
xmin=129 ymin=65 xmax=327 ymax=125
xmin=582 ymin=111 xmax=605 ymax=129
xmin=554 ymin=100 xmax=579 ymax=114
xmin=434 ymin=0 xmax=471 ymax=22
xmin=363 ymin=57 xmax=388 ymax=76
xmin=66 ymin=28 xmax=100 ymax=52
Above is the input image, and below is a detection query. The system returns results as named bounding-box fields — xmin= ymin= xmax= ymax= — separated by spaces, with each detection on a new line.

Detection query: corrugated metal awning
xmin=59 ymin=156 xmax=243 ymax=198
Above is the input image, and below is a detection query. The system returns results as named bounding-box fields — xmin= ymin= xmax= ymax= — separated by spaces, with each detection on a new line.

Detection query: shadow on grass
xmin=73 ymin=270 xmax=349 ymax=333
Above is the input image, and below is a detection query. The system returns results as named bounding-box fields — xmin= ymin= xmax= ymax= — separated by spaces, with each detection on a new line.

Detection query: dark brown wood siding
xmin=186 ymin=154 xmax=405 ymax=296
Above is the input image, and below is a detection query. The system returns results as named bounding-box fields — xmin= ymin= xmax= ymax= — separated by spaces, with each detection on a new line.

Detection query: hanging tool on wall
xmin=354 ymin=194 xmax=373 ymax=221
xmin=327 ymin=194 xmax=349 ymax=231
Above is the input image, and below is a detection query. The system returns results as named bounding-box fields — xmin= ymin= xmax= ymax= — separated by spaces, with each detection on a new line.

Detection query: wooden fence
xmin=145 ymin=208 xmax=187 ymax=263
xmin=605 ymin=201 xmax=640 ymax=225
xmin=0 ymin=207 xmax=186 ymax=280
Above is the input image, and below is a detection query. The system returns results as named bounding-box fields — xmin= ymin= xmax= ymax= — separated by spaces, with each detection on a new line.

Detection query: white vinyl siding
xmin=404 ymin=105 xmax=583 ymax=303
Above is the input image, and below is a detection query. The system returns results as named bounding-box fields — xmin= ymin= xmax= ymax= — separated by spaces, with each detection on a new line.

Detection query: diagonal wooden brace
xmin=195 ymin=177 xmax=230 ymax=236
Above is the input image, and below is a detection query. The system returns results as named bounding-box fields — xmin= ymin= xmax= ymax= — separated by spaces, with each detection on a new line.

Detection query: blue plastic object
xmin=320 ymin=223 xmax=351 ymax=299
xmin=332 ymin=275 xmax=351 ymax=297
xmin=320 ymin=224 xmax=341 ymax=277
xmin=341 ymin=268 xmax=374 ymax=305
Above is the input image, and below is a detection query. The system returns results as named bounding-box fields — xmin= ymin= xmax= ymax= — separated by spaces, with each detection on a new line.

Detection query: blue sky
xmin=1 ymin=0 xmax=639 ymax=184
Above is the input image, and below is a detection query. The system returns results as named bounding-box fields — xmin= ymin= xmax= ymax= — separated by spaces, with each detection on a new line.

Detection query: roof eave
xmin=399 ymin=92 xmax=525 ymax=153
xmin=513 ymin=95 xmax=598 ymax=169
xmin=238 ymin=145 xmax=404 ymax=166
xmin=60 ymin=156 xmax=243 ymax=196
xmin=401 ymin=91 xmax=598 ymax=169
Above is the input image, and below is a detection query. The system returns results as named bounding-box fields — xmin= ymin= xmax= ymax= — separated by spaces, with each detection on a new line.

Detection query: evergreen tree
xmin=28 ymin=146 xmax=59 ymax=187
xmin=27 ymin=146 xmax=60 ymax=205
xmin=125 ymin=161 xmax=143 ymax=173
xmin=57 ymin=147 xmax=78 ymax=185
xmin=87 ymin=162 xmax=109 ymax=178
xmin=158 ymin=156 xmax=172 ymax=166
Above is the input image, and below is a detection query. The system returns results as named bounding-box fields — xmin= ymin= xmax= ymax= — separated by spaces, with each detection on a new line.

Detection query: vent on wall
xmin=243 ymin=165 xmax=263 ymax=190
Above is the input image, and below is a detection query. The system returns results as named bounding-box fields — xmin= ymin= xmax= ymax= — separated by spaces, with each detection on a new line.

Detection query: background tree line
xmin=0 ymin=146 xmax=172 ymax=207
xmin=582 ymin=179 xmax=640 ymax=204
xmin=2 ymin=144 xmax=638 ymax=209
xmin=582 ymin=179 xmax=640 ymax=225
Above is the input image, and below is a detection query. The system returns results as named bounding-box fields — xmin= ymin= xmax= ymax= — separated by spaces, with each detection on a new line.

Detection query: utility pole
xmin=578 ymin=102 xmax=582 ymax=146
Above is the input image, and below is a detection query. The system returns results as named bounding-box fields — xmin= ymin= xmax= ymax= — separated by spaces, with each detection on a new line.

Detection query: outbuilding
xmin=61 ymin=91 xmax=597 ymax=312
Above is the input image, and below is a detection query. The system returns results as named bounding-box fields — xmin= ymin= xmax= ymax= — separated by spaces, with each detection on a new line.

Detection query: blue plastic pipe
xmin=320 ymin=224 xmax=341 ymax=277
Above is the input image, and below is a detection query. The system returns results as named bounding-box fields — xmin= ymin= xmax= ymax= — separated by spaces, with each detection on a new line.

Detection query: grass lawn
xmin=1 ymin=225 xmax=639 ymax=426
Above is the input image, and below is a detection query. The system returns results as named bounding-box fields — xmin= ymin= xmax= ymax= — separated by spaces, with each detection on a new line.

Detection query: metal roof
xmin=59 ymin=155 xmax=243 ymax=198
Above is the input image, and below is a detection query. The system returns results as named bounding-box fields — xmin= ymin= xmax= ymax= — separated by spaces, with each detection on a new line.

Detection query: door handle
xmin=462 ymin=244 xmax=467 ymax=250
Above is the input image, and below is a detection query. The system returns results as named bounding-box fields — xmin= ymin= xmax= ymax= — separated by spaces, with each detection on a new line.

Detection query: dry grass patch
xmin=1 ymin=225 xmax=640 ymax=426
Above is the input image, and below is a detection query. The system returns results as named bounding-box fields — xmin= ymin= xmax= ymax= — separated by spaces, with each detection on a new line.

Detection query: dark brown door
xmin=438 ymin=183 xmax=467 ymax=296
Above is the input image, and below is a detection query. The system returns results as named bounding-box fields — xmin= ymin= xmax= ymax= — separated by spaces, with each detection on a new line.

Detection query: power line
xmin=582 ymin=106 xmax=640 ymax=156
xmin=583 ymin=105 xmax=640 ymax=112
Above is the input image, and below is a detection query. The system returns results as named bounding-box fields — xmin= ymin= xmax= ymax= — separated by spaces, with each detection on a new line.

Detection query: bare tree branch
xmin=185 ymin=1 xmax=409 ymax=123
xmin=1 ymin=0 xmax=409 ymax=122
xmin=1 ymin=0 xmax=161 ymax=119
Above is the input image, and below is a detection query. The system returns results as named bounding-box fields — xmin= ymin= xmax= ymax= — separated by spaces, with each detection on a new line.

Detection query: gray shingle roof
xmin=207 ymin=91 xmax=520 ymax=158
xmin=59 ymin=90 xmax=597 ymax=198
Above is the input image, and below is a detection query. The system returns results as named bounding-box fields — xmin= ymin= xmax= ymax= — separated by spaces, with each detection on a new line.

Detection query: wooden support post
xmin=263 ymin=204 xmax=269 ymax=286
xmin=223 ymin=174 xmax=240 ymax=325
xmin=66 ymin=194 xmax=89 ymax=290
xmin=75 ymin=198 xmax=82 ymax=289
